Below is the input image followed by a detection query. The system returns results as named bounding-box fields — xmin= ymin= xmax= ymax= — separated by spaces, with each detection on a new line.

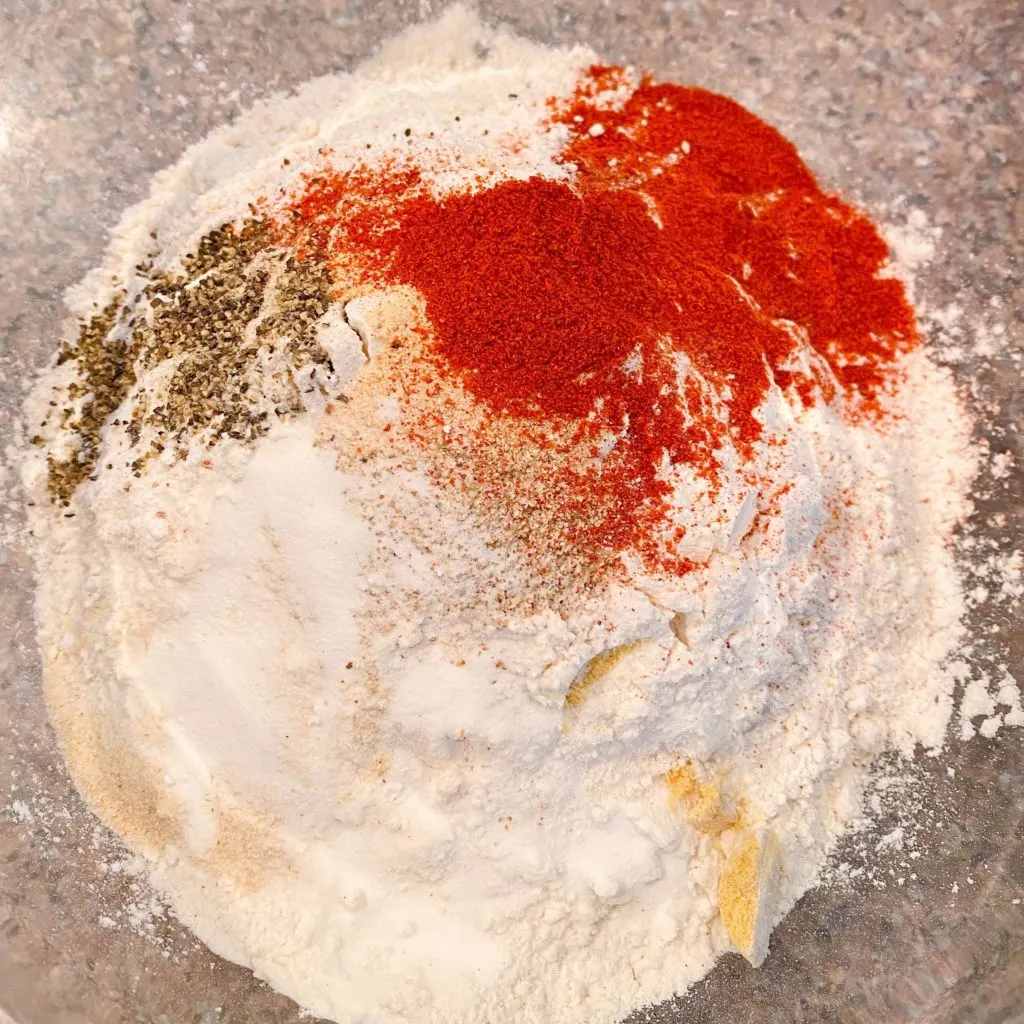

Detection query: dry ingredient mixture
xmin=17 ymin=9 xmax=1013 ymax=1024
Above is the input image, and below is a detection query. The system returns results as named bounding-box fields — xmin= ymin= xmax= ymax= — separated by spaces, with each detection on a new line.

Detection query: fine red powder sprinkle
xmin=270 ymin=67 xmax=920 ymax=576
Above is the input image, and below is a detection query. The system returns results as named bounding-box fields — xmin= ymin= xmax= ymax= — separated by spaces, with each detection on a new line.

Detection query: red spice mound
xmin=549 ymin=68 xmax=917 ymax=408
xmin=270 ymin=67 xmax=919 ymax=576
xmin=389 ymin=179 xmax=661 ymax=419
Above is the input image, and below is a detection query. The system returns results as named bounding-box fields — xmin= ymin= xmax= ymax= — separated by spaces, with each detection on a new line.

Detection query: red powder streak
xmin=283 ymin=160 xmax=423 ymax=264
xmin=271 ymin=68 xmax=919 ymax=575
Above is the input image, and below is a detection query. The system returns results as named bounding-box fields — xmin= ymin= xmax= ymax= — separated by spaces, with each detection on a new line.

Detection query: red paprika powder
xmin=271 ymin=67 xmax=919 ymax=578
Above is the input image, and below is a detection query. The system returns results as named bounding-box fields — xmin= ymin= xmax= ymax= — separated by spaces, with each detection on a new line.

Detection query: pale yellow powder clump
xmin=664 ymin=762 xmax=737 ymax=836
xmin=665 ymin=766 xmax=781 ymax=965
xmin=564 ymin=642 xmax=643 ymax=709
xmin=718 ymin=828 xmax=781 ymax=967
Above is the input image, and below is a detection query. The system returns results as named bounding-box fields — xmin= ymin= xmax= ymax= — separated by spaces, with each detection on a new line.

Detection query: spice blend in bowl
xmin=21 ymin=8 xmax=997 ymax=1024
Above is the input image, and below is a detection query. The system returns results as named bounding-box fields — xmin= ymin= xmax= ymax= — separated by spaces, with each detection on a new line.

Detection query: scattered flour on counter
xmin=13 ymin=8 xmax=1021 ymax=1024
xmin=959 ymin=673 xmax=1024 ymax=741
xmin=991 ymin=451 xmax=1014 ymax=481
xmin=0 ymin=775 xmax=179 ymax=952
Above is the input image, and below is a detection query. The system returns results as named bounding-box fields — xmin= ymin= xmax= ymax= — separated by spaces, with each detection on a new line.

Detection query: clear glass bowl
xmin=1 ymin=2 xmax=1021 ymax=1021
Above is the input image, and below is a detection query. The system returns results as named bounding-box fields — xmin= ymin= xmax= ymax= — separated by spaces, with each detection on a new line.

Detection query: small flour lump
xmin=22 ymin=9 xmax=977 ymax=1024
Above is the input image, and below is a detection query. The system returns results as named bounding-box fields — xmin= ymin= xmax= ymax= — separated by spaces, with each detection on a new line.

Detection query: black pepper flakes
xmin=43 ymin=217 xmax=338 ymax=506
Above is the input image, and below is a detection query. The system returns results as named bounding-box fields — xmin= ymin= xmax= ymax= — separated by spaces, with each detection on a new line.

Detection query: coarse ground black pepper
xmin=44 ymin=220 xmax=335 ymax=505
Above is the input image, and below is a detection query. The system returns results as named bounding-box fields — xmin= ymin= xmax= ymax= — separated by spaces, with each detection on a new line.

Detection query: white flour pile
xmin=20 ymin=9 xmax=986 ymax=1024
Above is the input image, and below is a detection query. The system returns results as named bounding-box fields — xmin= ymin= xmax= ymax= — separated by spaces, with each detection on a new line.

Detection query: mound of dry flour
xmin=21 ymin=9 xmax=985 ymax=1024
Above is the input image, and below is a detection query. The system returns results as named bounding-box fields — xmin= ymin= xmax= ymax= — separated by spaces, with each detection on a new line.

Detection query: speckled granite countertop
xmin=1 ymin=2 xmax=1022 ymax=1022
